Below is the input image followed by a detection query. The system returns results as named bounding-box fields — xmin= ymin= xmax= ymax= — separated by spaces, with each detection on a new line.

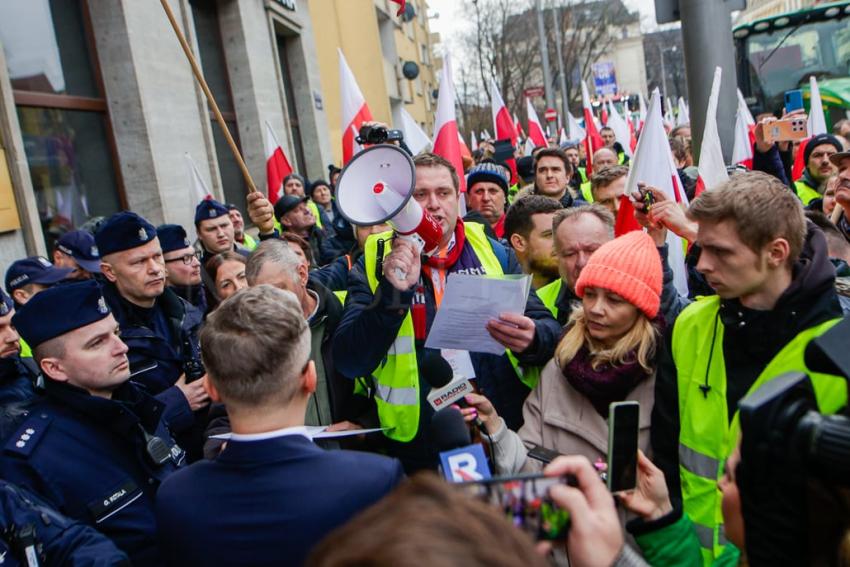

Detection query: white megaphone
xmin=336 ymin=145 xmax=444 ymax=278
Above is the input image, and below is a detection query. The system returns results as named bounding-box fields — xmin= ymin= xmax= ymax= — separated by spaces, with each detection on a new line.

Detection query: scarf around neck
xmin=561 ymin=345 xmax=649 ymax=418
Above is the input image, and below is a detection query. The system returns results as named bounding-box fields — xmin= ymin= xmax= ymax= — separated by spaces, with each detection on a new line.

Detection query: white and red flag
xmin=792 ymin=76 xmax=828 ymax=181
xmin=606 ymin=102 xmax=633 ymax=158
xmin=432 ymin=53 xmax=466 ymax=192
xmin=567 ymin=110 xmax=585 ymax=142
xmin=695 ymin=67 xmax=729 ymax=197
xmin=581 ymin=80 xmax=605 ymax=175
xmin=514 ymin=113 xmax=525 ymax=139
xmin=263 ymin=122 xmax=293 ymax=205
xmin=339 ymin=49 xmax=373 ymax=164
xmin=526 ymin=97 xmax=548 ymax=147
xmin=490 ymin=78 xmax=519 ymax=183
xmin=399 ymin=108 xmax=431 ymax=155
xmin=731 ymin=89 xmax=755 ymax=169
xmin=625 ymin=88 xmax=690 ymax=296
xmin=677 ymin=97 xmax=690 ymax=126
xmin=470 ymin=131 xmax=479 ymax=152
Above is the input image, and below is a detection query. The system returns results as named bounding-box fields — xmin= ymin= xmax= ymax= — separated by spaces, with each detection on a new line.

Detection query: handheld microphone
xmin=420 ymin=352 xmax=484 ymax=429
xmin=430 ymin=407 xmax=492 ymax=482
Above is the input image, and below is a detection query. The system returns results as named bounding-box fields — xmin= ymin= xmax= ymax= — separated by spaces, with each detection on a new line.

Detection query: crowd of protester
xmin=0 ymin=105 xmax=849 ymax=567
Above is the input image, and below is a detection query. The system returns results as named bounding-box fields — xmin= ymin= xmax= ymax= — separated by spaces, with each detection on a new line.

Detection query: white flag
xmin=606 ymin=102 xmax=633 ymax=158
xmin=399 ymin=108 xmax=432 ymax=155
xmin=696 ymin=67 xmax=729 ymax=192
xmin=807 ymin=76 xmax=827 ymax=136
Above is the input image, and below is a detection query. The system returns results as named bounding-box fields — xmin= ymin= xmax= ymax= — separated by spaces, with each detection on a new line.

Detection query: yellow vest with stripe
xmin=671 ymin=296 xmax=846 ymax=566
xmin=241 ymin=233 xmax=258 ymax=251
xmin=363 ymin=223 xmax=532 ymax=441
xmin=307 ymin=200 xmax=324 ymax=229
xmin=580 ymin=181 xmax=594 ymax=203
xmin=793 ymin=180 xmax=820 ymax=205
xmin=535 ymin=279 xmax=562 ymax=320
xmin=577 ymin=167 xmax=588 ymax=183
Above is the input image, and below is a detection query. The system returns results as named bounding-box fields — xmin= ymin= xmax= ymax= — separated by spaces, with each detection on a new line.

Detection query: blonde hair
xmin=556 ymin=306 xmax=659 ymax=374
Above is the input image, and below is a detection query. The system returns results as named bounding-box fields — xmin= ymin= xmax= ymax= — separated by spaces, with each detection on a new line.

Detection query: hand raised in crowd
xmin=632 ymin=184 xmax=698 ymax=242
xmin=544 ymin=455 xmax=624 ymax=567
xmin=175 ymin=373 xmax=211 ymax=411
xmin=486 ymin=312 xmax=536 ymax=354
xmin=617 ymin=450 xmax=674 ymax=521
xmin=382 ymin=238 xmax=421 ymax=291
xmin=459 ymin=393 xmax=500 ymax=435
xmin=247 ymin=191 xmax=276 ymax=235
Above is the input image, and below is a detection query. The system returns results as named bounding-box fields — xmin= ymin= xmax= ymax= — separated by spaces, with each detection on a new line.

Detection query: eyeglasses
xmin=164 ymin=251 xmax=201 ymax=265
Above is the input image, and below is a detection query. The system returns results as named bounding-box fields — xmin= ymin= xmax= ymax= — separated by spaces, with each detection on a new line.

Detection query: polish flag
xmin=567 ymin=110 xmax=585 ymax=141
xmin=458 ymin=131 xmax=472 ymax=161
xmin=514 ymin=113 xmax=525 ymax=139
xmin=470 ymin=131 xmax=478 ymax=152
xmin=600 ymin=105 xmax=609 ymax=127
xmin=490 ymin=78 xmax=519 ymax=183
xmin=606 ymin=102 xmax=633 ymax=158
xmin=432 ymin=54 xmax=466 ymax=192
xmin=389 ymin=0 xmax=406 ymax=16
xmin=731 ymin=89 xmax=755 ymax=169
xmin=664 ymin=97 xmax=675 ymax=127
xmin=339 ymin=49 xmax=373 ymax=164
xmin=638 ymin=93 xmax=647 ymax=131
xmin=185 ymin=153 xmax=212 ymax=205
xmin=614 ymin=194 xmax=643 ymax=236
xmin=792 ymin=76 xmax=828 ymax=181
xmin=526 ymin=97 xmax=548 ymax=147
xmin=581 ymin=80 xmax=605 ymax=175
xmin=399 ymin=108 xmax=431 ymax=155
xmin=695 ymin=67 xmax=729 ymax=197
xmin=677 ymin=97 xmax=690 ymax=126
xmin=624 ymin=99 xmax=638 ymax=152
xmin=559 ymin=127 xmax=568 ymax=145
xmin=264 ymin=122 xmax=293 ymax=205
xmin=625 ymin=88 xmax=690 ymax=296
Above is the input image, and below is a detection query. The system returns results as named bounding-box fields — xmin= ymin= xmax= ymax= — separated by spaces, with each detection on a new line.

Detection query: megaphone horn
xmin=336 ymin=145 xmax=444 ymax=264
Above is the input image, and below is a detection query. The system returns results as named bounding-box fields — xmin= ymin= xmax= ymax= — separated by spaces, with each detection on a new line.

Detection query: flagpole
xmin=159 ymin=0 xmax=258 ymax=196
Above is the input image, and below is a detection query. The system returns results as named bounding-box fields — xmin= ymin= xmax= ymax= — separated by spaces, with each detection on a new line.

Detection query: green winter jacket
xmin=632 ymin=511 xmax=741 ymax=567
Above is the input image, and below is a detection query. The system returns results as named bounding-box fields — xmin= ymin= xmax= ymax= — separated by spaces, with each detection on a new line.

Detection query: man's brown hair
xmin=414 ymin=152 xmax=460 ymax=192
xmin=590 ymin=165 xmax=629 ymax=193
xmin=688 ymin=171 xmax=806 ymax=263
xmin=200 ymin=285 xmax=309 ymax=408
xmin=532 ymin=147 xmax=572 ymax=177
xmin=306 ymin=473 xmax=549 ymax=567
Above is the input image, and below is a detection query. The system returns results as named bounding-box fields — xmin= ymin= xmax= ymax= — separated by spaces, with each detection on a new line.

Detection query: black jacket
xmin=651 ymin=222 xmax=843 ymax=502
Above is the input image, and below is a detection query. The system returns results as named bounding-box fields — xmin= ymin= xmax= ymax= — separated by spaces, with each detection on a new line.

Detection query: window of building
xmin=0 ymin=0 xmax=125 ymax=251
xmin=274 ymin=33 xmax=308 ymax=176
xmin=191 ymin=0 xmax=248 ymax=215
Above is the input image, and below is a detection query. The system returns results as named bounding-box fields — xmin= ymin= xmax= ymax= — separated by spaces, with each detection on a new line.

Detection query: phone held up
xmin=607 ymin=401 xmax=640 ymax=493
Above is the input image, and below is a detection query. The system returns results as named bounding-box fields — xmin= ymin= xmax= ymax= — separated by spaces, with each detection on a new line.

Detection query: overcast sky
xmin=426 ymin=0 xmax=660 ymax=66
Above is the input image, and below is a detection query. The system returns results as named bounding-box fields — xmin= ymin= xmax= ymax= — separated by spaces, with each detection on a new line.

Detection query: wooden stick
xmin=159 ymin=0 xmax=258 ymax=196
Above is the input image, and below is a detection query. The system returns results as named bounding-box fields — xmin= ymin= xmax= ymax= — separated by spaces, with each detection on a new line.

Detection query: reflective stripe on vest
xmin=307 ymin=200 xmax=324 ymax=229
xmin=671 ymin=296 xmax=846 ymax=565
xmin=363 ymin=223 xmax=526 ymax=441
xmin=793 ymin=180 xmax=820 ymax=205
xmin=580 ymin=181 xmax=594 ymax=203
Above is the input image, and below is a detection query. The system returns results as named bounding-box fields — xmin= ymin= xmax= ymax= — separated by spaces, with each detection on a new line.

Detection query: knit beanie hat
xmin=804 ymin=133 xmax=843 ymax=166
xmin=575 ymin=231 xmax=662 ymax=318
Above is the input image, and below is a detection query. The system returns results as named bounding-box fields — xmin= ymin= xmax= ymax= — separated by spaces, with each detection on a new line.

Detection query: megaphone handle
xmin=388 ymin=233 xmax=426 ymax=282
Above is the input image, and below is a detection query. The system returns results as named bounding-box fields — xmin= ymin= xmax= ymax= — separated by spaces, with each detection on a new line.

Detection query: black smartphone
xmin=458 ymin=473 xmax=576 ymax=540
xmin=607 ymin=401 xmax=639 ymax=492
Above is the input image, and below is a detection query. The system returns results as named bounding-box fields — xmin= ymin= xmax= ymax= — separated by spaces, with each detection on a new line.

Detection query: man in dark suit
xmin=155 ymin=285 xmax=403 ymax=566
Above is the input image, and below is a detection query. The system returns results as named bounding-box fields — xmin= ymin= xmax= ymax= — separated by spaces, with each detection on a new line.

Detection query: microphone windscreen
xmin=420 ymin=350 xmax=454 ymax=389
xmin=429 ymin=407 xmax=471 ymax=452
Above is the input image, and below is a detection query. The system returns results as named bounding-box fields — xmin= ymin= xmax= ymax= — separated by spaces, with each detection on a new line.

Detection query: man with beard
xmin=793 ymin=133 xmax=842 ymax=205
xmin=504 ymin=195 xmax=563 ymax=290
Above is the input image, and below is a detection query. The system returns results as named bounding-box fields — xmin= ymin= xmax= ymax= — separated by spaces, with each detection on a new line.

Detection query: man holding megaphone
xmin=330 ymin=151 xmax=562 ymax=473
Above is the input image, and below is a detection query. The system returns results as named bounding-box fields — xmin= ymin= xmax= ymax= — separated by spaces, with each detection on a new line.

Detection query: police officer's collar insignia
xmin=97 ymin=297 xmax=108 ymax=314
xmin=37 ymin=257 xmax=51 ymax=267
xmin=138 ymin=227 xmax=148 ymax=241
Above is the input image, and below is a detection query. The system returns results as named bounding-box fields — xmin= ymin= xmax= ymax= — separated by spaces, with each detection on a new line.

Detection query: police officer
xmin=95 ymin=212 xmax=208 ymax=455
xmin=194 ymin=199 xmax=247 ymax=265
xmin=5 ymin=257 xmax=72 ymax=308
xmin=52 ymin=229 xmax=102 ymax=281
xmin=1 ymin=281 xmax=185 ymax=565
xmin=158 ymin=224 xmax=207 ymax=314
xmin=0 ymin=289 xmax=38 ymax=414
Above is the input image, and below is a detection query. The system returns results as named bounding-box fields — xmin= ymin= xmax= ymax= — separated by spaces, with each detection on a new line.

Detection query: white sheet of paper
xmin=425 ymin=273 xmax=532 ymax=355
xmin=440 ymin=349 xmax=476 ymax=379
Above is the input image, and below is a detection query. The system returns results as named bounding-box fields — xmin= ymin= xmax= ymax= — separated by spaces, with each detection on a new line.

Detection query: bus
xmin=734 ymin=1 xmax=850 ymax=126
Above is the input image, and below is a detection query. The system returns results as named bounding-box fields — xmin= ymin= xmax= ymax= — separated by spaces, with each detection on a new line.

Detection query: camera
xmin=356 ymin=125 xmax=404 ymax=145
xmin=737 ymin=317 xmax=850 ymax=565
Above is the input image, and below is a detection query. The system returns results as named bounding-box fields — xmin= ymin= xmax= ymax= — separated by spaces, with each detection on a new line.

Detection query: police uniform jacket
xmin=100 ymin=283 xmax=201 ymax=433
xmin=0 ymin=380 xmax=184 ymax=566
xmin=156 ymin=432 xmax=402 ymax=566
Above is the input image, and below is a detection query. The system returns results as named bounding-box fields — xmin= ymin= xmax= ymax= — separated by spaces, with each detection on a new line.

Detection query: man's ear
xmin=39 ymin=358 xmax=68 ymax=383
xmin=100 ymin=261 xmax=118 ymax=283
xmin=766 ymin=238 xmax=791 ymax=269
xmin=11 ymin=289 xmax=29 ymax=306
xmin=302 ymin=360 xmax=317 ymax=395
xmin=510 ymin=233 xmax=527 ymax=253
xmin=297 ymin=262 xmax=309 ymax=288
xmin=204 ymin=374 xmax=222 ymax=404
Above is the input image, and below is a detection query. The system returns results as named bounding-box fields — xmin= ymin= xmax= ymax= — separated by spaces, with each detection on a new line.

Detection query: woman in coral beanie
xmin=463 ymin=230 xmax=664 ymax=475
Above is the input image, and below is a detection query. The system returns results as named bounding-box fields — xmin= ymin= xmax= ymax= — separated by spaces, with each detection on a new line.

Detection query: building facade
xmin=308 ymin=0 xmax=440 ymax=166
xmin=0 ymin=0 xmax=332 ymax=266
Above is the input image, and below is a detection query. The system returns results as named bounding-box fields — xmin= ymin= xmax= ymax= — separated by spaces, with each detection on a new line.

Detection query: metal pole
xmin=658 ymin=44 xmax=669 ymax=102
xmin=535 ymin=0 xmax=555 ymax=112
xmin=679 ymin=0 xmax=737 ymax=163
xmin=552 ymin=5 xmax=570 ymax=124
